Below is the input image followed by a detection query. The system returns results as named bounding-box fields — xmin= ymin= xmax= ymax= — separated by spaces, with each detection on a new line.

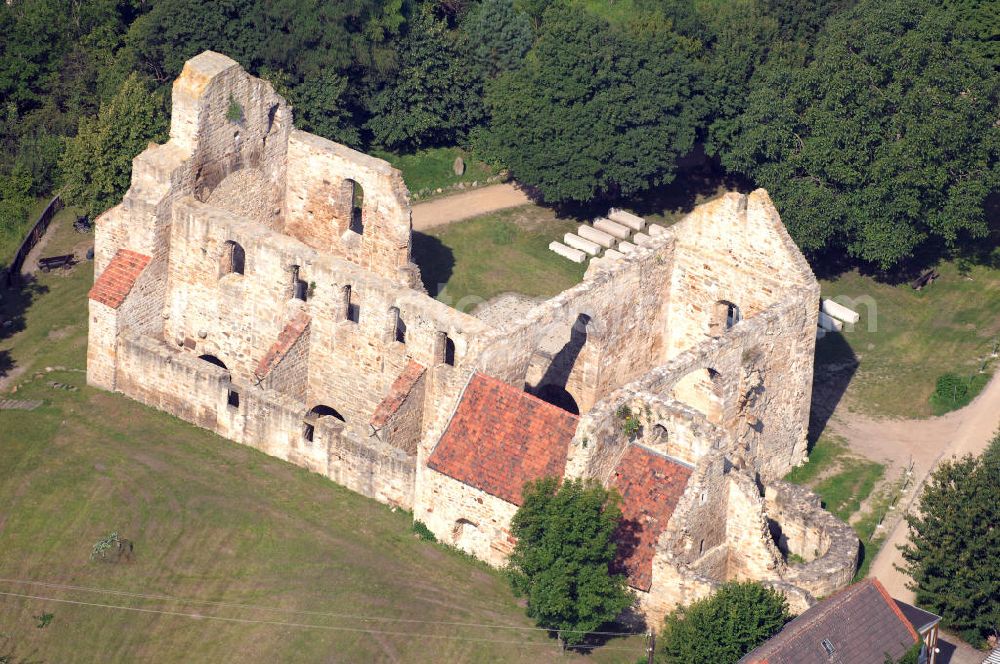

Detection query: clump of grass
xmin=784 ymin=435 xmax=847 ymax=485
xmin=929 ymin=371 xmax=991 ymax=415
xmin=411 ymin=520 xmax=437 ymax=542
xmin=812 ymin=460 xmax=884 ymax=522
xmin=490 ymin=222 xmax=515 ymax=246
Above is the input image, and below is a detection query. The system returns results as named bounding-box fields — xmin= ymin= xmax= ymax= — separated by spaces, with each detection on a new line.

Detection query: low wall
xmin=764 ymin=480 xmax=859 ymax=598
xmin=116 ymin=332 xmax=416 ymax=508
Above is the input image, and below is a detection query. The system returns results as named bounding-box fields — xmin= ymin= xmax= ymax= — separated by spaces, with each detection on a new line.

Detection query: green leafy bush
xmin=930 ymin=371 xmax=990 ymax=415
xmin=411 ymin=520 xmax=436 ymax=542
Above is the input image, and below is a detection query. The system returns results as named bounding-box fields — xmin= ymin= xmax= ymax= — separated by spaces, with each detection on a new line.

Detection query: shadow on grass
xmin=0 ymin=274 xmax=49 ymax=383
xmin=808 ymin=331 xmax=859 ymax=449
xmin=411 ymin=232 xmax=455 ymax=297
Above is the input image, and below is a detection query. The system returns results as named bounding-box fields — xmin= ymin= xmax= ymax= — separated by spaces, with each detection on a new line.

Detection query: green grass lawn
xmin=784 ymin=435 xmax=885 ymax=579
xmin=373 ymin=147 xmax=494 ymax=198
xmin=818 ymin=260 xmax=1000 ymax=418
xmin=0 ymin=219 xmax=641 ymax=663
xmin=413 ymin=205 xmax=587 ymax=308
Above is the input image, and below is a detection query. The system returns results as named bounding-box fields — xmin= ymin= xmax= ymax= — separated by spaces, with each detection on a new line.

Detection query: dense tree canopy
xmin=507 ymin=477 xmax=632 ymax=646
xmin=901 ymin=432 xmax=1000 ymax=646
xmin=655 ymin=581 xmax=791 ymax=664
xmin=721 ymin=0 xmax=1000 ymax=269
xmin=475 ymin=5 xmax=706 ymax=204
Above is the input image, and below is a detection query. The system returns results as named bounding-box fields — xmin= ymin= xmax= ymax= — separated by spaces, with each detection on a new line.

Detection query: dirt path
xmin=827 ymin=371 xmax=1000 ymax=601
xmin=411 ymin=183 xmax=532 ymax=231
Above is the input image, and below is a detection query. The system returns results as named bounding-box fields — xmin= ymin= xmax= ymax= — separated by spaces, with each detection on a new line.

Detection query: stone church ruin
xmin=87 ymin=52 xmax=858 ymax=625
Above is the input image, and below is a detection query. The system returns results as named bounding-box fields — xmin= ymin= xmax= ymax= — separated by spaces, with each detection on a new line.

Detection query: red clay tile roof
xmin=88 ymin=249 xmax=151 ymax=309
xmin=610 ymin=444 xmax=692 ymax=591
xmin=255 ymin=311 xmax=311 ymax=377
xmin=371 ymin=360 xmax=427 ymax=428
xmin=739 ymin=578 xmax=920 ymax=664
xmin=427 ymin=372 xmax=578 ymax=505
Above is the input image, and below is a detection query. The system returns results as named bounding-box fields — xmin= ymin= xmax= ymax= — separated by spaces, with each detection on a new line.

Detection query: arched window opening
xmin=709 ymin=300 xmax=741 ymax=336
xmin=452 ymin=518 xmax=483 ymax=555
xmin=198 ymin=354 xmax=228 ymax=370
xmin=221 ymin=240 xmax=246 ymax=277
xmin=651 ymin=423 xmax=668 ymax=445
xmin=670 ymin=367 xmax=723 ymax=424
xmin=303 ymin=404 xmax=346 ymax=442
xmin=437 ymin=332 xmax=456 ymax=366
xmin=390 ymin=307 xmax=406 ymax=344
xmin=343 ymin=179 xmax=364 ymax=235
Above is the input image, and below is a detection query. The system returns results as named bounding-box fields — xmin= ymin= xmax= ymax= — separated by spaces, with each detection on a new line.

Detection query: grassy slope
xmin=413 ymin=205 xmax=587 ymax=307
xmin=818 ymin=260 xmax=1000 ymax=418
xmin=373 ymin=148 xmax=494 ymax=197
xmin=0 ymin=220 xmax=639 ymax=663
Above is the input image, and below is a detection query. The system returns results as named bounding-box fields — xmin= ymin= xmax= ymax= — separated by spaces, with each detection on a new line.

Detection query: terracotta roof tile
xmin=371 ymin=360 xmax=427 ymax=428
xmin=88 ymin=249 xmax=151 ymax=309
xmin=255 ymin=311 xmax=311 ymax=377
xmin=610 ymin=445 xmax=692 ymax=591
xmin=739 ymin=578 xmax=920 ymax=664
xmin=427 ymin=372 xmax=578 ymax=505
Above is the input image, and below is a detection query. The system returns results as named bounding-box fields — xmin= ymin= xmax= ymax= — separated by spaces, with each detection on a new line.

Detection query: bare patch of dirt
xmin=411 ymin=184 xmax=532 ymax=230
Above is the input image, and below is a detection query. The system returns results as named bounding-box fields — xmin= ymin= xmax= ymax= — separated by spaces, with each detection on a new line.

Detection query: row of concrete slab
xmin=548 ymin=208 xmax=668 ymax=265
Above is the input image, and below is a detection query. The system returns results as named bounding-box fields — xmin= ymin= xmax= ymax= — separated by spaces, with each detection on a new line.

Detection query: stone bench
xmin=617 ymin=241 xmax=638 ymax=253
xmin=563 ymin=233 xmax=601 ymax=256
xmin=608 ymin=208 xmax=646 ymax=231
xmin=604 ymin=248 xmax=626 ymax=260
xmin=577 ymin=224 xmax=616 ymax=248
xmin=594 ymin=217 xmax=631 ymax=240
xmin=548 ymin=241 xmax=586 ymax=263
xmin=647 ymin=224 xmax=667 ymax=236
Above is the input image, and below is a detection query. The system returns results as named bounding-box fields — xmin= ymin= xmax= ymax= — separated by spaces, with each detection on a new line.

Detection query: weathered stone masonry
xmin=88 ymin=52 xmax=857 ymax=628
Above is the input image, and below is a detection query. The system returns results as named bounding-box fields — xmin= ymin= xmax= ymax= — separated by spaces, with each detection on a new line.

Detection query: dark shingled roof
xmin=740 ymin=578 xmax=920 ymax=664
xmin=894 ymin=600 xmax=941 ymax=635
xmin=610 ymin=445 xmax=692 ymax=591
xmin=88 ymin=249 xmax=151 ymax=309
xmin=427 ymin=372 xmax=578 ymax=505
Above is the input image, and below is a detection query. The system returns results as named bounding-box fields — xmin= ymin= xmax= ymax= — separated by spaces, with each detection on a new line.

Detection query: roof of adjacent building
xmin=427 ymin=372 xmax=578 ymax=505
xmin=894 ymin=599 xmax=941 ymax=635
xmin=371 ymin=360 xmax=427 ymax=428
xmin=740 ymin=578 xmax=920 ymax=664
xmin=88 ymin=249 xmax=151 ymax=309
xmin=609 ymin=444 xmax=692 ymax=591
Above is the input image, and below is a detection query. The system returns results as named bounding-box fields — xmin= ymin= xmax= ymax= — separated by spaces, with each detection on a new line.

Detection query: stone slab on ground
xmin=648 ymin=224 xmax=667 ymax=236
xmin=603 ymin=248 xmax=626 ymax=260
xmin=577 ymin=224 xmax=615 ymax=248
xmin=594 ymin=217 xmax=631 ymax=240
xmin=608 ymin=208 xmax=646 ymax=231
xmin=548 ymin=241 xmax=586 ymax=263
xmin=618 ymin=241 xmax=638 ymax=254
xmin=0 ymin=399 xmax=43 ymax=410
xmin=563 ymin=233 xmax=601 ymax=256
xmin=634 ymin=232 xmax=654 ymax=246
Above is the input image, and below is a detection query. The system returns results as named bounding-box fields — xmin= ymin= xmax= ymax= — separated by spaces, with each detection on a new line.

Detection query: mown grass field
xmin=818 ymin=260 xmax=1000 ymax=418
xmin=413 ymin=205 xmax=587 ymax=307
xmin=0 ymin=219 xmax=642 ymax=663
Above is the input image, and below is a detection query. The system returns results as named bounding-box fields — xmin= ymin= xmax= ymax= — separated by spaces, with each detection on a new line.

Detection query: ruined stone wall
xmin=723 ymin=472 xmax=785 ymax=580
xmin=114 ymin=332 xmax=416 ymax=508
xmin=284 ymin=131 xmax=415 ymax=285
xmin=261 ymin=322 xmax=310 ymax=402
xmin=418 ymin=468 xmax=518 ymax=566
xmin=764 ymin=480 xmax=859 ymax=599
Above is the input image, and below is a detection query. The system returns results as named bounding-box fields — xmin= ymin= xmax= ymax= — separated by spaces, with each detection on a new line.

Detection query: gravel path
xmin=828 ymin=370 xmax=1000 ymax=602
xmin=410 ymin=184 xmax=532 ymax=231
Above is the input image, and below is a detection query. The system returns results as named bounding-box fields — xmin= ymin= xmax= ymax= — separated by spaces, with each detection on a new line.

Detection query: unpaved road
xmin=411 ymin=184 xmax=532 ymax=231
xmin=828 ymin=371 xmax=1000 ymax=601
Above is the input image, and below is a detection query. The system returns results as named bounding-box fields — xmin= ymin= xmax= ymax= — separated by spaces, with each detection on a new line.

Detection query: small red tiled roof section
xmin=371 ymin=360 xmax=427 ymax=428
xmin=610 ymin=444 xmax=693 ymax=591
xmin=739 ymin=578 xmax=920 ymax=664
xmin=427 ymin=372 xmax=579 ymax=505
xmin=88 ymin=249 xmax=151 ymax=309
xmin=255 ymin=311 xmax=311 ymax=377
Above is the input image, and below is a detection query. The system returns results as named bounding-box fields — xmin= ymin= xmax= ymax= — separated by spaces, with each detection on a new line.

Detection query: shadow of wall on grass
xmin=410 ymin=232 xmax=455 ymax=297
xmin=809 ymin=331 xmax=859 ymax=449
xmin=0 ymin=275 xmax=49 ymax=385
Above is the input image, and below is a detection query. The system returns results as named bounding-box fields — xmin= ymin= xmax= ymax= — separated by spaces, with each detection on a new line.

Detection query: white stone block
xmin=603 ymin=249 xmax=626 ymax=260
xmin=549 ymin=241 xmax=586 ymax=263
xmin=608 ymin=208 xmax=646 ymax=231
xmin=821 ymin=298 xmax=860 ymax=324
xmin=647 ymin=224 xmax=667 ymax=236
xmin=634 ymin=232 xmax=654 ymax=246
xmin=594 ymin=217 xmax=631 ymax=240
xmin=618 ymin=241 xmax=638 ymax=253
xmin=578 ymin=224 xmax=616 ymax=248
xmin=818 ymin=311 xmax=843 ymax=332
xmin=563 ymin=233 xmax=601 ymax=256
